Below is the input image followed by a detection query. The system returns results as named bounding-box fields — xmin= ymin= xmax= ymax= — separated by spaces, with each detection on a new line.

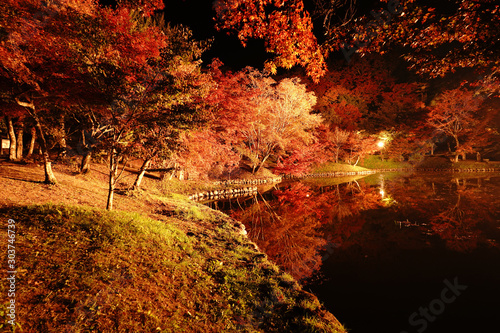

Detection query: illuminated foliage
xmin=213 ymin=0 xmax=326 ymax=81
xmin=312 ymin=57 xmax=421 ymax=132
xmin=426 ymin=88 xmax=482 ymax=162
xmin=207 ymin=63 xmax=321 ymax=174
xmin=336 ymin=0 xmax=500 ymax=77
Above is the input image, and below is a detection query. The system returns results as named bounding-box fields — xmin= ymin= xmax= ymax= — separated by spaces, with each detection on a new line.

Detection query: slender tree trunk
xmin=35 ymin=119 xmax=57 ymax=184
xmin=254 ymin=154 xmax=271 ymax=174
xmin=15 ymin=98 xmax=56 ymax=183
xmin=133 ymin=158 xmax=152 ymax=189
xmin=5 ymin=116 xmax=17 ymax=161
xmin=453 ymin=136 xmax=460 ymax=163
xmin=58 ymin=116 xmax=67 ymax=158
xmin=106 ymin=147 xmax=117 ymax=211
xmin=79 ymin=129 xmax=91 ymax=173
xmin=80 ymin=151 xmax=92 ymax=174
xmin=16 ymin=121 xmax=23 ymax=160
xmin=353 ymin=155 xmax=360 ymax=167
xmin=27 ymin=126 xmax=36 ymax=156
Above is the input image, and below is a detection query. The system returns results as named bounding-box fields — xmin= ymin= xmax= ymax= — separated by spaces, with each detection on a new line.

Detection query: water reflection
xmin=231 ymin=183 xmax=328 ymax=280
xmin=211 ymin=173 xmax=500 ymax=281
xmin=384 ymin=174 xmax=500 ymax=253
xmin=218 ymin=178 xmax=385 ymax=280
xmin=209 ymin=173 xmax=500 ymax=332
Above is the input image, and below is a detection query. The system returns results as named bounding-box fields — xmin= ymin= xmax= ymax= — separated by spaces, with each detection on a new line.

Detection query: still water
xmin=207 ymin=172 xmax=500 ymax=333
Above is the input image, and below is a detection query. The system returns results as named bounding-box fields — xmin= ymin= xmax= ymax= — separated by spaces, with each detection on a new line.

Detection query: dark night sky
xmin=162 ymin=0 xmax=270 ymax=70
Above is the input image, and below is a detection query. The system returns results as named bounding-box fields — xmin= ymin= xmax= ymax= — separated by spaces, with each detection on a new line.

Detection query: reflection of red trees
xmin=316 ymin=182 xmax=383 ymax=246
xmin=232 ymin=175 xmax=500 ymax=280
xmin=388 ymin=176 xmax=499 ymax=252
xmin=232 ymin=183 xmax=326 ymax=280
xmin=231 ymin=181 xmax=384 ymax=280
xmin=429 ymin=181 xmax=496 ymax=252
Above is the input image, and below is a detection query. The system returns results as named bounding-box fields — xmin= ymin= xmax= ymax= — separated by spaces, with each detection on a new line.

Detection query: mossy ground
xmin=0 ymin=160 xmax=346 ymax=332
xmin=359 ymin=155 xmax=412 ymax=169
xmin=313 ymin=162 xmax=369 ymax=173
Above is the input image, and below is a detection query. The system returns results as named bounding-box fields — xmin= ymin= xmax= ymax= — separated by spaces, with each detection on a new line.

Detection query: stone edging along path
xmin=189 ymin=167 xmax=500 ymax=201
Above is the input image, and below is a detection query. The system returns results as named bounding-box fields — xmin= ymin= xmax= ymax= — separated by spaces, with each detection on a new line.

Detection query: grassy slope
xmin=0 ymin=161 xmax=345 ymax=333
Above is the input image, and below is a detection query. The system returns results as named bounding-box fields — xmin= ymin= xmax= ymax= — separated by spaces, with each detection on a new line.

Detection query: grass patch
xmin=360 ymin=155 xmax=412 ymax=169
xmin=416 ymin=156 xmax=453 ymax=169
xmin=313 ymin=163 xmax=369 ymax=173
xmin=0 ymin=204 xmax=346 ymax=333
xmin=154 ymin=177 xmax=220 ymax=195
xmin=453 ymin=160 xmax=500 ymax=169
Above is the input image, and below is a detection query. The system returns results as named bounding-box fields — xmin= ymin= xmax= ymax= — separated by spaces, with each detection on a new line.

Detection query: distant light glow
xmin=377 ymin=141 xmax=385 ymax=148
xmin=379 ymin=189 xmax=385 ymax=197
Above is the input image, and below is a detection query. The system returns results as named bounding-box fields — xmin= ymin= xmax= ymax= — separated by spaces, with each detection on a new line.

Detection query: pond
xmin=206 ymin=172 xmax=500 ymax=333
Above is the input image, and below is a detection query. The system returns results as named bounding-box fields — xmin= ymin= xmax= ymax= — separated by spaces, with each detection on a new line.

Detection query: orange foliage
xmin=213 ymin=0 xmax=326 ymax=81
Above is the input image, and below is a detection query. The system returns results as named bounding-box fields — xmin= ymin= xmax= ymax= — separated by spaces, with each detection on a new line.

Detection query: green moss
xmin=360 ymin=155 xmax=412 ymax=169
xmin=313 ymin=162 xmax=369 ymax=173
xmin=0 ymin=204 xmax=346 ymax=333
xmin=416 ymin=156 xmax=453 ymax=169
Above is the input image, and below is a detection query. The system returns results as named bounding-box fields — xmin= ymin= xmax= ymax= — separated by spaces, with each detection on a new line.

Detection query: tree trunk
xmin=254 ymin=154 xmax=271 ymax=174
xmin=353 ymin=155 xmax=360 ymax=167
xmin=106 ymin=148 xmax=118 ymax=211
xmin=27 ymin=126 xmax=36 ymax=156
xmin=58 ymin=116 xmax=67 ymax=158
xmin=453 ymin=136 xmax=460 ymax=163
xmin=35 ymin=119 xmax=57 ymax=184
xmin=5 ymin=116 xmax=17 ymax=161
xmin=14 ymin=97 xmax=56 ymax=183
xmin=16 ymin=121 xmax=23 ymax=160
xmin=476 ymin=152 xmax=481 ymax=161
xmin=133 ymin=158 xmax=152 ymax=189
xmin=79 ymin=129 xmax=91 ymax=173
xmin=80 ymin=151 xmax=92 ymax=174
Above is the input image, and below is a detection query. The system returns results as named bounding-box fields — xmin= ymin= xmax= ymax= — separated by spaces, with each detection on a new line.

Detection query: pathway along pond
xmin=205 ymin=172 xmax=500 ymax=333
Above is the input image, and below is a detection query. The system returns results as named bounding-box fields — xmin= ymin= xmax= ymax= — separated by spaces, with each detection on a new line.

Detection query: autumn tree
xmin=245 ymin=74 xmax=321 ymax=173
xmin=273 ymin=141 xmax=326 ymax=176
xmin=127 ymin=22 xmax=212 ymax=188
xmin=211 ymin=0 xmax=499 ymax=84
xmin=333 ymin=0 xmax=500 ymax=77
xmin=312 ymin=57 xmax=422 ymax=132
xmin=213 ymin=0 xmax=326 ymax=80
xmin=344 ymin=131 xmax=379 ymax=166
xmin=207 ymin=64 xmax=321 ymax=174
xmin=62 ymin=7 xmax=211 ymax=209
xmin=427 ymin=88 xmax=482 ymax=162
xmin=327 ymin=126 xmax=350 ymax=163
xmin=176 ymin=129 xmax=240 ymax=180
xmin=0 ymin=0 xmax=103 ymax=183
